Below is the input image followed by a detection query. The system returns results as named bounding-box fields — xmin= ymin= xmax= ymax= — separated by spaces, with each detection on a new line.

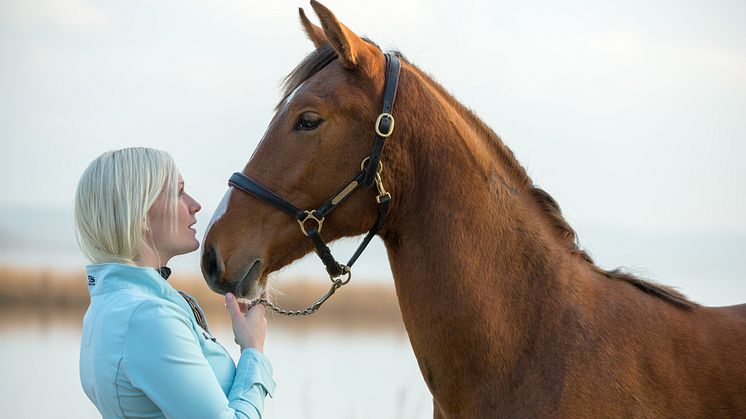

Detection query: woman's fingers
xmin=226 ymin=292 xmax=267 ymax=317
xmin=225 ymin=292 xmax=242 ymax=318
xmin=237 ymin=300 xmax=250 ymax=314
xmin=247 ymin=301 xmax=267 ymax=320
xmin=225 ymin=292 xmax=268 ymax=352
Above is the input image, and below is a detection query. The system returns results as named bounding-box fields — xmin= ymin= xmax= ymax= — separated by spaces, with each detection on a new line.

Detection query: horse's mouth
xmin=235 ymin=259 xmax=263 ymax=298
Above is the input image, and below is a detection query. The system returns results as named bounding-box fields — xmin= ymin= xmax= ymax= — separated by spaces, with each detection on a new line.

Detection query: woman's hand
xmin=225 ymin=292 xmax=267 ymax=353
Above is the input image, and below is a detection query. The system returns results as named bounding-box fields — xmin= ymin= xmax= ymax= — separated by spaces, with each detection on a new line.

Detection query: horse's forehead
xmin=277 ymin=77 xmax=339 ymax=118
xmin=279 ymin=80 xmax=308 ymax=113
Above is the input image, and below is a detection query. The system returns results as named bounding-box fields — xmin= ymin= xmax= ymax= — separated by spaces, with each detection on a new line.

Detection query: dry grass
xmin=0 ymin=265 xmax=404 ymax=329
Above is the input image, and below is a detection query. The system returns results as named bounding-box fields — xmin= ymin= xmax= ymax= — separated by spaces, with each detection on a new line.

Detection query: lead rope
xmin=157 ymin=266 xmax=213 ymax=331
xmin=243 ymin=272 xmax=349 ymax=316
xmin=243 ymin=162 xmax=390 ymax=316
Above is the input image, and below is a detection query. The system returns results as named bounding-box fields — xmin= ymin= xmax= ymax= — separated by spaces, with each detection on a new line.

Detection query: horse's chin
xmin=235 ymin=259 xmax=265 ymax=299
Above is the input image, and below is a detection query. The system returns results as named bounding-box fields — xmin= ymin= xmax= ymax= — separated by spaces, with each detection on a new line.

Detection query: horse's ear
xmin=299 ymin=7 xmax=326 ymax=48
xmin=310 ymin=0 xmax=375 ymax=70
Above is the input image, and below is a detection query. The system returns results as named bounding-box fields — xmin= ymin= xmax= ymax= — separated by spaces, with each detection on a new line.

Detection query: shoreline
xmin=0 ymin=265 xmax=405 ymax=330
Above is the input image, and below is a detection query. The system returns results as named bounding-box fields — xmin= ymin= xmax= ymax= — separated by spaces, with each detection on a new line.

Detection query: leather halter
xmin=228 ymin=52 xmax=401 ymax=282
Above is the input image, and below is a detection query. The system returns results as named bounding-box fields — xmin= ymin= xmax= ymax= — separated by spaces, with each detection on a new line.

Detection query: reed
xmin=0 ymin=265 xmax=403 ymax=327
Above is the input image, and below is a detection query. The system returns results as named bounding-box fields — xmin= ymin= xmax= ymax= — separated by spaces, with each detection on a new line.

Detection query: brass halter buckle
xmin=375 ymin=113 xmax=395 ymax=137
xmin=297 ymin=210 xmax=324 ymax=236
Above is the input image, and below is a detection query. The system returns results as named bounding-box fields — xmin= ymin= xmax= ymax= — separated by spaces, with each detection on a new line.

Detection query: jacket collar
xmin=85 ymin=262 xmax=173 ymax=297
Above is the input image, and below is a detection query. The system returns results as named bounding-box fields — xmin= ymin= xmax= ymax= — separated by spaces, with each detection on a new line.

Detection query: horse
xmin=201 ymin=1 xmax=746 ymax=417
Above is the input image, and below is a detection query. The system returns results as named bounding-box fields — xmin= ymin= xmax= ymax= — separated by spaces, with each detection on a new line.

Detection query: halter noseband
xmin=226 ymin=52 xmax=401 ymax=314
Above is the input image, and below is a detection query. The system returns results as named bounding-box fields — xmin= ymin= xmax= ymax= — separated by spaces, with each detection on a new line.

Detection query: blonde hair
xmin=74 ymin=147 xmax=179 ymax=264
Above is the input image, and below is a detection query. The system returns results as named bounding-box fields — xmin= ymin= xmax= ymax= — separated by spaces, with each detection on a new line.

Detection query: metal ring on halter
xmin=297 ymin=210 xmax=324 ymax=236
xmin=375 ymin=113 xmax=395 ymax=137
xmin=360 ymin=157 xmax=383 ymax=173
xmin=331 ymin=265 xmax=352 ymax=285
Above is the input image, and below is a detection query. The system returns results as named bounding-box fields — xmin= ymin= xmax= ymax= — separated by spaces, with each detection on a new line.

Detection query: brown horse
xmin=202 ymin=1 xmax=746 ymax=417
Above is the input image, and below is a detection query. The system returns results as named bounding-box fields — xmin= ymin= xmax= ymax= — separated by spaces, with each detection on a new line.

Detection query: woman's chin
xmin=169 ymin=239 xmax=200 ymax=259
xmin=185 ymin=235 xmax=200 ymax=251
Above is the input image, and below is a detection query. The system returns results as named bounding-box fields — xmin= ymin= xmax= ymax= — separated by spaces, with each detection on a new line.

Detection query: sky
xmin=0 ymin=0 xmax=744 ymax=303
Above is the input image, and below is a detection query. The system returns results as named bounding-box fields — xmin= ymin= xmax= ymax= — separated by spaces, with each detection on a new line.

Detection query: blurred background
xmin=1 ymin=0 xmax=745 ymax=417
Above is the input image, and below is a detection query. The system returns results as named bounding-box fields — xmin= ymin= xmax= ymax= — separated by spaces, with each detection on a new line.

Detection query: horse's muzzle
xmin=201 ymin=244 xmax=227 ymax=294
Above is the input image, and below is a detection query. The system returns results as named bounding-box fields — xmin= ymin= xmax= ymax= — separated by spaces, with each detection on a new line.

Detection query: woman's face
xmin=146 ymin=175 xmax=202 ymax=263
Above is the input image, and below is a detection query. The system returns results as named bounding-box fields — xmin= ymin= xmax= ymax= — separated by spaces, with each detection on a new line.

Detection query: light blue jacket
xmin=80 ymin=263 xmax=275 ymax=418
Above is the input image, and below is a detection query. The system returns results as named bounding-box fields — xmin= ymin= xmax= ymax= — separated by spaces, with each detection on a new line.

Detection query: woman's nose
xmin=189 ymin=195 xmax=202 ymax=213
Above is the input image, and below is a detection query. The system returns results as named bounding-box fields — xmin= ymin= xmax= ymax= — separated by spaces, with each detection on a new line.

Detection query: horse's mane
xmin=279 ymin=38 xmax=384 ymax=108
xmin=279 ymin=44 xmax=697 ymax=310
xmin=530 ymin=188 xmax=696 ymax=309
xmin=278 ymin=43 xmax=338 ymax=109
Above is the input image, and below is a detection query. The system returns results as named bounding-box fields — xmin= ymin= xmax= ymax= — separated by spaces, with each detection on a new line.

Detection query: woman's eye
xmin=295 ymin=112 xmax=323 ymax=131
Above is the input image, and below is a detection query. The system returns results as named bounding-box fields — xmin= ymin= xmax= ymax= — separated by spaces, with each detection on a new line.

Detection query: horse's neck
xmin=383 ymin=158 xmax=573 ymax=353
xmin=381 ymin=71 xmax=589 ymax=405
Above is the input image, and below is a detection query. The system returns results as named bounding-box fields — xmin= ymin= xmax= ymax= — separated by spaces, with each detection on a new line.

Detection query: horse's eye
xmin=295 ymin=112 xmax=323 ymax=131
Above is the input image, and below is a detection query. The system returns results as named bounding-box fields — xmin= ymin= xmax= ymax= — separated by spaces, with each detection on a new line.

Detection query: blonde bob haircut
xmin=74 ymin=147 xmax=179 ymax=264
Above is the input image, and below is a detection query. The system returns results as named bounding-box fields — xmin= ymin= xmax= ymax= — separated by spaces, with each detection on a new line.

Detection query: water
xmin=0 ymin=310 xmax=432 ymax=419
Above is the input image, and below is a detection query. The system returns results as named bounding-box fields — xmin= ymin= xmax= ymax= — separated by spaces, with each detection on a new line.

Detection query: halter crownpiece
xmin=227 ymin=52 xmax=401 ymax=316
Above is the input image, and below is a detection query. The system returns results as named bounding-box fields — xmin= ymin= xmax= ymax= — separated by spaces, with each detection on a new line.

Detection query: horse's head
xmin=201 ymin=1 xmax=403 ymax=297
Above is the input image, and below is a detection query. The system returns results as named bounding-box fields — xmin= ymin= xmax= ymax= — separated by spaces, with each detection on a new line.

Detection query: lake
xmin=0 ymin=307 xmax=432 ymax=419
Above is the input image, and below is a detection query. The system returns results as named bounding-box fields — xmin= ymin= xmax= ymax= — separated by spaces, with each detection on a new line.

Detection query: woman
xmin=75 ymin=147 xmax=274 ymax=418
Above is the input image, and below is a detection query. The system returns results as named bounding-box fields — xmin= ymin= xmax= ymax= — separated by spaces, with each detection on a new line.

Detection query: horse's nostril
xmin=201 ymin=244 xmax=224 ymax=284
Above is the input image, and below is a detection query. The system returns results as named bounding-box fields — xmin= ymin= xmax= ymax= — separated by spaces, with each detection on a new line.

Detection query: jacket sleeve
xmin=123 ymin=299 xmax=276 ymax=419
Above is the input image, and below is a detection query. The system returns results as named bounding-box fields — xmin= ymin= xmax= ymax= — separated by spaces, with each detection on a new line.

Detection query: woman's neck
xmin=134 ymin=243 xmax=170 ymax=269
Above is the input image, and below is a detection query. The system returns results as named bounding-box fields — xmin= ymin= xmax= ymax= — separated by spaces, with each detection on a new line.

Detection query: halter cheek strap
xmin=363 ymin=53 xmax=400 ymax=187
